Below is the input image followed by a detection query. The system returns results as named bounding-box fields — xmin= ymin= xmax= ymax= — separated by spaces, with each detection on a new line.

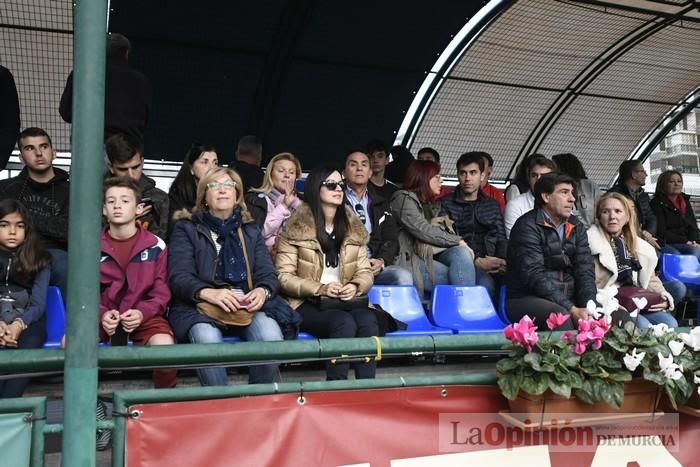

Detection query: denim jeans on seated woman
xmin=418 ymin=244 xmax=475 ymax=293
xmin=187 ymin=312 xmax=283 ymax=386
xmin=634 ymin=310 xmax=678 ymax=330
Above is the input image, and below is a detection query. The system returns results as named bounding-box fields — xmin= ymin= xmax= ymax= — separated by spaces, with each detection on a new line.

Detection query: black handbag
xmin=318 ymin=294 xmax=369 ymax=311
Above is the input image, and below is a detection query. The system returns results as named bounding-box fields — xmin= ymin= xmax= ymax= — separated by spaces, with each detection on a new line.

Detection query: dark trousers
xmin=506 ymin=296 xmax=631 ymax=330
xmin=505 ymin=297 xmax=575 ymax=330
xmin=0 ymin=319 xmax=46 ymax=398
xmin=297 ymin=301 xmax=378 ymax=380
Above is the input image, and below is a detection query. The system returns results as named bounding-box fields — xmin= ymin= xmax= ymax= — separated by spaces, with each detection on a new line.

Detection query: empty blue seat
xmin=430 ymin=285 xmax=508 ymax=334
xmin=44 ymin=286 xmax=66 ymax=349
xmin=294 ymin=178 xmax=306 ymax=194
xmin=661 ymin=254 xmax=700 ymax=287
xmin=368 ymin=285 xmax=453 ymax=336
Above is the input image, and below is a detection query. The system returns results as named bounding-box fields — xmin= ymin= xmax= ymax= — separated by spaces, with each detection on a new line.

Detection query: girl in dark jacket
xmin=651 ymin=170 xmax=700 ymax=260
xmin=168 ymin=167 xmax=298 ymax=386
xmin=0 ymin=199 xmax=51 ymax=398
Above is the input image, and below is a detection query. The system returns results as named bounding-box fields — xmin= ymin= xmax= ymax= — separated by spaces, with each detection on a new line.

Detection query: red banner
xmin=125 ymin=385 xmax=700 ymax=467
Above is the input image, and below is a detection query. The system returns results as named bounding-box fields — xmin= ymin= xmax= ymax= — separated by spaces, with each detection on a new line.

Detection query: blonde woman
xmin=245 ymin=152 xmax=303 ymax=252
xmin=168 ymin=167 xmax=299 ymax=386
xmin=587 ymin=193 xmax=677 ymax=330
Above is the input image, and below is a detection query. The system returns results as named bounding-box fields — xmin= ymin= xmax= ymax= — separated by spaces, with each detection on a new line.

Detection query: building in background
xmin=649 ymin=108 xmax=700 ymax=194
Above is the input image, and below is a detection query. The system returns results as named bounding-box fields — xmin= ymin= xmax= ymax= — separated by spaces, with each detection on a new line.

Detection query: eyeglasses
xmin=354 ymin=203 xmax=367 ymax=224
xmin=206 ymin=181 xmax=237 ymax=190
xmin=320 ymin=180 xmax=345 ymax=191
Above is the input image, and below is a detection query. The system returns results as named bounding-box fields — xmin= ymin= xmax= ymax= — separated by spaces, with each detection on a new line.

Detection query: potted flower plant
xmin=497 ymin=288 xmax=700 ymax=417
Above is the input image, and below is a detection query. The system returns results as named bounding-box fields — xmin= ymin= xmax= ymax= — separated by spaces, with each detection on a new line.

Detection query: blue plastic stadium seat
xmin=497 ymin=285 xmax=510 ymax=324
xmin=44 ymin=286 xmax=66 ymax=348
xmin=368 ymin=285 xmax=453 ymax=336
xmin=430 ymin=285 xmax=508 ymax=334
xmin=294 ymin=178 xmax=306 ymax=195
xmin=661 ymin=254 xmax=700 ymax=287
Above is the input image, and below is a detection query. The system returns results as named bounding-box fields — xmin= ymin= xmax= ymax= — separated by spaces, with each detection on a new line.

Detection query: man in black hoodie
xmin=59 ymin=33 xmax=151 ymax=145
xmin=0 ymin=65 xmax=20 ymax=171
xmin=0 ymin=128 xmax=69 ymax=298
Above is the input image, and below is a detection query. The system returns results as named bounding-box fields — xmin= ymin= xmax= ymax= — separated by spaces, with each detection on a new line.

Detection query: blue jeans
xmin=419 ymin=245 xmax=475 ymax=292
xmin=475 ymin=268 xmax=498 ymax=304
xmin=663 ymin=243 xmax=700 ymax=261
xmin=188 ymin=312 xmax=283 ymax=386
xmin=374 ymin=265 xmax=414 ymax=286
xmin=48 ymin=248 xmax=68 ymax=301
xmin=662 ymin=279 xmax=687 ymax=306
xmin=635 ymin=311 xmax=678 ymax=330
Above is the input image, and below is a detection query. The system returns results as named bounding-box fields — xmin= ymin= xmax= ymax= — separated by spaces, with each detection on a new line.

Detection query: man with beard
xmin=0 ymin=128 xmax=69 ymax=298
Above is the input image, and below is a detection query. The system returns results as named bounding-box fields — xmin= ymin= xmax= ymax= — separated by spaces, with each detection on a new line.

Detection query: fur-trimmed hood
xmin=282 ymin=203 xmax=369 ymax=248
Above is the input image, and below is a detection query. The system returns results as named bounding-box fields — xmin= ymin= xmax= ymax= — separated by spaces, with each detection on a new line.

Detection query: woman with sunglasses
xmin=391 ymin=160 xmax=475 ymax=296
xmin=168 ymin=167 xmax=299 ymax=386
xmin=276 ymin=167 xmax=377 ymax=380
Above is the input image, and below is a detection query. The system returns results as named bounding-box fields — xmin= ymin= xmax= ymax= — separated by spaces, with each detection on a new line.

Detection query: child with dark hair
xmin=0 ymin=199 xmax=52 ymax=398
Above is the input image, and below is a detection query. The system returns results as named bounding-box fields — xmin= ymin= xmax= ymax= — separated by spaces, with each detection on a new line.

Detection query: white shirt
xmin=504 ymin=191 xmax=535 ymax=238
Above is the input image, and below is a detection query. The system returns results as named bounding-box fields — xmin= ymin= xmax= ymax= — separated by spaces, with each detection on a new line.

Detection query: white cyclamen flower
xmin=586 ymin=300 xmax=600 ymax=319
xmin=669 ymin=340 xmax=685 ymax=357
xmin=657 ymin=352 xmax=684 ymax=381
xmin=631 ymin=297 xmax=648 ymax=313
xmin=694 ymin=372 xmax=700 ymax=385
xmin=623 ymin=348 xmax=645 ymax=371
xmin=679 ymin=327 xmax=700 ymax=351
xmin=650 ymin=323 xmax=673 ymax=337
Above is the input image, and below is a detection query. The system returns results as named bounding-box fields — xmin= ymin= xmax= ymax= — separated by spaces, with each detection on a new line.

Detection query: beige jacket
xmin=587 ymin=224 xmax=673 ymax=310
xmin=275 ymin=203 xmax=373 ymax=309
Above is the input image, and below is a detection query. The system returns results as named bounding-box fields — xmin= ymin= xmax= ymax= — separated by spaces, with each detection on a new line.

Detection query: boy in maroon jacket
xmin=100 ymin=176 xmax=176 ymax=387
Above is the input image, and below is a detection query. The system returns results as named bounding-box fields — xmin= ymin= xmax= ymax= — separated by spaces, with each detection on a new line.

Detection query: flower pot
xmin=507 ymin=379 xmax=660 ymax=420
xmin=677 ymin=391 xmax=700 ymax=417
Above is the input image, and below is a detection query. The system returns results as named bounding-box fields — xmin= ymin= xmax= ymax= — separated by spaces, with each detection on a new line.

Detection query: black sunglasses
xmin=321 ymin=180 xmax=346 ymax=191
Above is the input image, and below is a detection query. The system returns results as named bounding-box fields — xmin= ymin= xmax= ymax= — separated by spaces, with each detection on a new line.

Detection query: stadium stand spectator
xmin=552 ymin=152 xmax=601 ymax=229
xmin=230 ymin=135 xmax=265 ymax=192
xmin=367 ymin=139 xmax=398 ymax=201
xmin=651 ymin=170 xmax=700 ymax=261
xmin=504 ymin=154 xmax=556 ymax=237
xmin=609 ymin=160 xmax=659 ymax=248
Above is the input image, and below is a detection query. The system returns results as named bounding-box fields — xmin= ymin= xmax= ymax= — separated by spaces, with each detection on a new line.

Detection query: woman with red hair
xmin=390 ymin=160 xmax=475 ymax=296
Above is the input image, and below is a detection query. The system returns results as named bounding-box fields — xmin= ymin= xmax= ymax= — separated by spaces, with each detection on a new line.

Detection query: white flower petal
xmin=669 ymin=340 xmax=684 ymax=357
xmin=631 ymin=297 xmax=648 ymax=311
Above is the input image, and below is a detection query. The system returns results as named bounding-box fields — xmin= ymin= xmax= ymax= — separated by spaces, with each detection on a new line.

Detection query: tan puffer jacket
xmin=275 ymin=203 xmax=373 ymax=309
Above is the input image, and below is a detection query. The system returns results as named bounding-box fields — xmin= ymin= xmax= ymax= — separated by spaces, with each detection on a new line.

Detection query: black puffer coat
xmin=506 ymin=208 xmax=596 ymax=310
xmin=650 ymin=193 xmax=698 ymax=246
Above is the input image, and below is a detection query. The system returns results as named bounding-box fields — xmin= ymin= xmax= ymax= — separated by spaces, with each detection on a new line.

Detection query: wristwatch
xmin=13 ymin=318 xmax=27 ymax=331
xmin=261 ymin=287 xmax=272 ymax=302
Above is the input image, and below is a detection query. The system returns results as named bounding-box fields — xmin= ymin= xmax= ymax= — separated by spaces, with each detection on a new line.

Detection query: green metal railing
xmin=0 ymin=397 xmax=47 ymax=466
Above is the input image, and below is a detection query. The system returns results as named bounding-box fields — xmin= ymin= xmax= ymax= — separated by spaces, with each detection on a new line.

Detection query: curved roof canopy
xmin=400 ymin=0 xmax=700 ymax=185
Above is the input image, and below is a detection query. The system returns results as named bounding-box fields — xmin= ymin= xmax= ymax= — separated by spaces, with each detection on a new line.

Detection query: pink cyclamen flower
xmin=546 ymin=312 xmax=570 ymax=331
xmin=560 ymin=331 xmax=574 ymax=342
xmin=573 ymin=318 xmax=609 ymax=354
xmin=503 ymin=315 xmax=539 ymax=352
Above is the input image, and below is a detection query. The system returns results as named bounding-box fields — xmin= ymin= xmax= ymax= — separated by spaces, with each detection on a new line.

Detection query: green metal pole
xmin=61 ymin=1 xmax=108 ymax=466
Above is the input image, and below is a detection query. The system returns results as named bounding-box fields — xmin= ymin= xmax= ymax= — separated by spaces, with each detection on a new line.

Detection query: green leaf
xmin=574 ymin=380 xmax=597 ymax=404
xmin=521 ymin=373 xmax=550 ymax=395
xmin=568 ymin=372 xmax=584 ymax=389
xmin=604 ymin=338 xmax=629 ymax=353
xmin=600 ymin=381 xmax=624 ymax=409
xmin=498 ymin=372 xmax=523 ymax=400
xmin=562 ymin=355 xmax=580 ymax=367
xmin=643 ymin=367 xmax=666 ymax=386
xmin=548 ymin=377 xmax=572 ymax=399
xmin=496 ymin=358 xmax=520 ymax=373
xmin=607 ymin=371 xmax=633 ymax=383
xmin=523 ymin=352 xmax=543 ymax=371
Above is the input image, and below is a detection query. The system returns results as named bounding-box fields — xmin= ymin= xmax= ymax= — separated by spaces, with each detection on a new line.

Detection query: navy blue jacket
xmin=439 ymin=189 xmax=507 ymax=258
xmin=506 ymin=208 xmax=596 ymax=310
xmin=167 ymin=210 xmax=299 ymax=341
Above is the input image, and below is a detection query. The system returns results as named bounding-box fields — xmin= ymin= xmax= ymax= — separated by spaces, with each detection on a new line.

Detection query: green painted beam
xmin=61 ymin=0 xmax=108 ymax=465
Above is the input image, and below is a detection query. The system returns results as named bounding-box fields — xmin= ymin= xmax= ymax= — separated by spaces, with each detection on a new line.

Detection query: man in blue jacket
xmin=440 ymin=152 xmax=507 ymax=302
xmin=505 ymin=173 xmax=595 ymax=330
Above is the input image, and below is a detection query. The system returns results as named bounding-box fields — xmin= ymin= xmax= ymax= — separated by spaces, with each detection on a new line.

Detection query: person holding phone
xmin=168 ymin=167 xmax=298 ymax=387
xmin=245 ymin=152 xmax=303 ymax=254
